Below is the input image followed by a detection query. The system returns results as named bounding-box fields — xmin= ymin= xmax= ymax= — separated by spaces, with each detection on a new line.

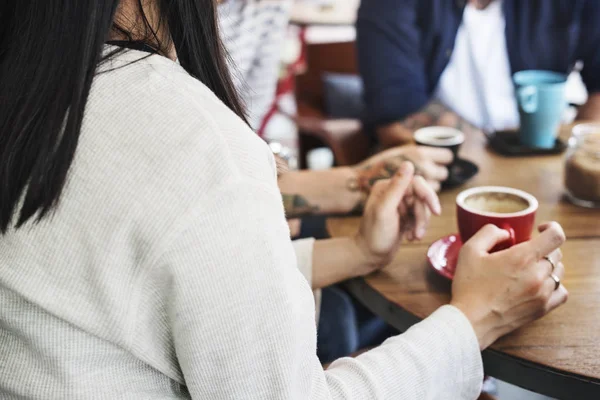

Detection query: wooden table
xmin=328 ymin=126 xmax=600 ymax=399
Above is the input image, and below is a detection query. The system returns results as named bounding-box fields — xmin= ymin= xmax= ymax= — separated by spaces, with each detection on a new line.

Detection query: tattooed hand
xmin=355 ymin=145 xmax=453 ymax=193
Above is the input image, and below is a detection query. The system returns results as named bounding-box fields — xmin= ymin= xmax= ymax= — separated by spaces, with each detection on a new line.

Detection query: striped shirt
xmin=218 ymin=0 xmax=292 ymax=131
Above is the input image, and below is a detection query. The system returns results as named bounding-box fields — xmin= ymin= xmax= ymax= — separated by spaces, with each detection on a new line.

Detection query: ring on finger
xmin=550 ymin=273 xmax=561 ymax=291
xmin=544 ymin=255 xmax=557 ymax=272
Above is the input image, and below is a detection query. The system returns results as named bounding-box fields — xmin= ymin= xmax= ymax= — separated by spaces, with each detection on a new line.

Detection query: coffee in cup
xmin=463 ymin=192 xmax=530 ymax=214
xmin=456 ymin=186 xmax=538 ymax=251
xmin=414 ymin=127 xmax=465 ymax=161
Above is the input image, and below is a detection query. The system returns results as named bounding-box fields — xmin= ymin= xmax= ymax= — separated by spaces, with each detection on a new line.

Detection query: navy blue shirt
xmin=357 ymin=0 xmax=600 ymax=128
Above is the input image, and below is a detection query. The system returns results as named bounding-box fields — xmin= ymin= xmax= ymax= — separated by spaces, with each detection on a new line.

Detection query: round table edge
xmin=343 ymin=277 xmax=600 ymax=399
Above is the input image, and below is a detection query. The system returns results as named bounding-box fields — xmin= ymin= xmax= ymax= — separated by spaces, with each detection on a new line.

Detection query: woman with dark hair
xmin=0 ymin=1 xmax=568 ymax=399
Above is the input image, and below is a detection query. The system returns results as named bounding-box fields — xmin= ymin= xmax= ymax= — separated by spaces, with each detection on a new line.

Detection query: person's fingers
xmin=420 ymin=163 xmax=449 ymax=182
xmin=360 ymin=146 xmax=410 ymax=168
xmin=418 ymin=146 xmax=454 ymax=165
xmin=526 ymin=222 xmax=566 ymax=261
xmin=464 ymin=224 xmax=511 ymax=253
xmin=377 ymin=162 xmax=415 ymax=213
xmin=369 ymin=179 xmax=390 ymax=201
xmin=398 ymin=200 xmax=408 ymax=218
xmin=411 ymin=175 xmax=441 ymax=215
xmin=403 ymin=191 xmax=416 ymax=208
xmin=412 ymin=200 xmax=431 ymax=240
xmin=541 ymin=249 xmax=563 ymax=273
xmin=537 ymin=222 xmax=555 ymax=233
xmin=400 ymin=207 xmax=415 ymax=235
xmin=551 ymin=248 xmax=563 ymax=262
xmin=544 ymin=285 xmax=569 ymax=314
xmin=538 ymin=260 xmax=565 ymax=300
xmin=553 ymin=261 xmax=565 ymax=280
xmin=427 ymin=180 xmax=441 ymax=193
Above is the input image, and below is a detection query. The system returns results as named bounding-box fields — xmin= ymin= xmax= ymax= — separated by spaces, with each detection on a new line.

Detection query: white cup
xmin=307 ymin=147 xmax=334 ymax=170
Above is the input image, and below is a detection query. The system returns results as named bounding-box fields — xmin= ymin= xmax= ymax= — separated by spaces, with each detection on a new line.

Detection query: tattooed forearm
xmin=276 ymin=155 xmax=320 ymax=218
xmin=401 ymin=100 xmax=479 ymax=135
xmin=281 ymin=193 xmax=320 ymax=218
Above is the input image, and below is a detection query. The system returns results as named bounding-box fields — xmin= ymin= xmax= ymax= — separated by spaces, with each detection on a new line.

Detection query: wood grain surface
xmin=329 ymin=125 xmax=600 ymax=398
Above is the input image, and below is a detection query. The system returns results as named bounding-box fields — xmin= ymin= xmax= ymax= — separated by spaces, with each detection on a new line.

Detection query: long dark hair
xmin=0 ymin=0 xmax=245 ymax=233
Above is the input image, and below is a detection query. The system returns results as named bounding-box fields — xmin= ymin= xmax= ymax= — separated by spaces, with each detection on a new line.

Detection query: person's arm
xmin=356 ymin=0 xmax=427 ymax=136
xmin=278 ymin=145 xmax=452 ymax=218
xmin=219 ymin=0 xmax=292 ymax=130
xmin=576 ymin=1 xmax=600 ymax=121
xmin=279 ymin=167 xmax=363 ymax=218
xmin=157 ymin=159 xmax=566 ymax=399
xmin=577 ymin=93 xmax=600 ymax=121
xmin=310 ymin=237 xmax=377 ymax=289
xmin=357 ymin=0 xmax=479 ymax=147
xmin=376 ymin=100 xmax=481 ymax=148
xmin=159 ymin=169 xmax=483 ymax=399
xmin=245 ymin=0 xmax=292 ymax=130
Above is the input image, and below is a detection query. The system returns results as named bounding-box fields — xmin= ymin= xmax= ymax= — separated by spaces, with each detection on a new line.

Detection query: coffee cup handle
xmin=500 ymin=224 xmax=517 ymax=247
xmin=518 ymin=86 xmax=538 ymax=114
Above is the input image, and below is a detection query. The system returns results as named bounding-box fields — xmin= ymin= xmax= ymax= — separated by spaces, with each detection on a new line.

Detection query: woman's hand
xmin=451 ymin=223 xmax=569 ymax=350
xmin=354 ymin=162 xmax=442 ymax=270
xmin=355 ymin=145 xmax=453 ymax=193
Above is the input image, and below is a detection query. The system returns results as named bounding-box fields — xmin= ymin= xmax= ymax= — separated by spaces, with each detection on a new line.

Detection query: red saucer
xmin=427 ymin=234 xmax=463 ymax=280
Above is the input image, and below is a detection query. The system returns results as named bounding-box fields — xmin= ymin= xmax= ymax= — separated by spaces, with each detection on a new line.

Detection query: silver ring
xmin=544 ymin=256 xmax=557 ymax=272
xmin=550 ymin=273 xmax=561 ymax=291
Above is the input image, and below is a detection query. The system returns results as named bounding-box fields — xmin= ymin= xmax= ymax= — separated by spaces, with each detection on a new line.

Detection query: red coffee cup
xmin=456 ymin=186 xmax=539 ymax=251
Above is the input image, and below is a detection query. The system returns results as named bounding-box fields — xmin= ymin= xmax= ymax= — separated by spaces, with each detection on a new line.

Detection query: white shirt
xmin=435 ymin=0 xmax=519 ymax=131
xmin=0 ymin=48 xmax=483 ymax=399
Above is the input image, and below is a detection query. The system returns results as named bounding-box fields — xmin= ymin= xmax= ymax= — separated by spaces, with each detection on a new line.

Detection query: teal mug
xmin=513 ymin=70 xmax=567 ymax=149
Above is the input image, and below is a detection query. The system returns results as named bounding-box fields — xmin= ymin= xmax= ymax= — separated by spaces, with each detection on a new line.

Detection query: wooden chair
xmin=295 ymin=39 xmax=369 ymax=167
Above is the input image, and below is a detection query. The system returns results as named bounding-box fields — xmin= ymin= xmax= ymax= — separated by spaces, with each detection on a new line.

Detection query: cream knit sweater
xmin=0 ymin=49 xmax=483 ymax=399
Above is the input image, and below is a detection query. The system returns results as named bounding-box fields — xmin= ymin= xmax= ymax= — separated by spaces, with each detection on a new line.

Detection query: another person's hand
xmin=451 ymin=223 xmax=568 ymax=350
xmin=355 ymin=145 xmax=453 ymax=192
xmin=376 ymin=122 xmax=415 ymax=147
xmin=355 ymin=162 xmax=441 ymax=268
